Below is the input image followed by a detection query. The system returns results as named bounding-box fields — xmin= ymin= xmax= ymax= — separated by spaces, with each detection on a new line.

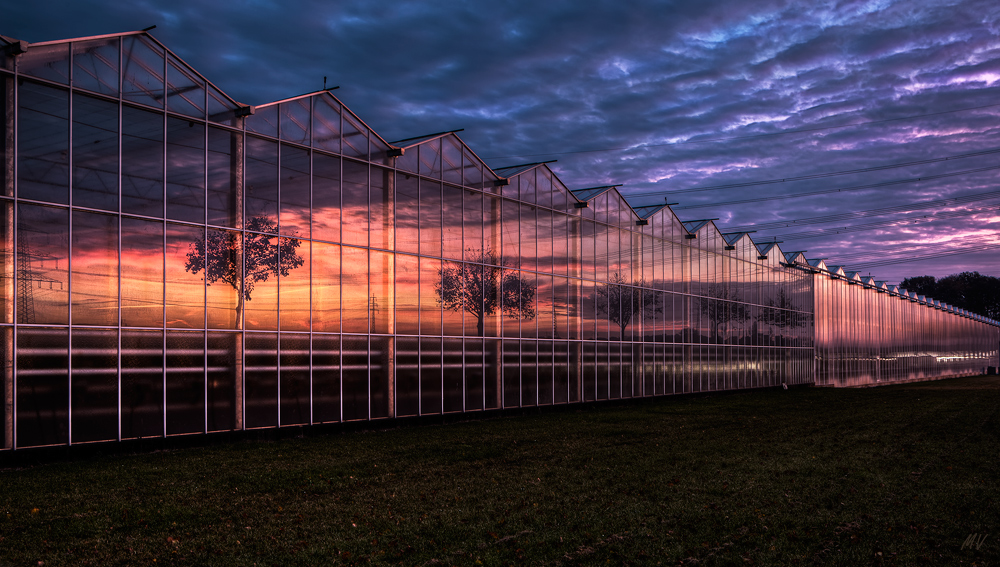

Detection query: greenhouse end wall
xmin=0 ymin=31 xmax=997 ymax=450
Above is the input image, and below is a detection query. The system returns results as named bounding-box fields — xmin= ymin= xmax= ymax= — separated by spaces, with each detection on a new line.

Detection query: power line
xmin=660 ymin=164 xmax=1000 ymax=210
xmin=770 ymin=206 xmax=998 ymax=241
xmin=722 ymin=189 xmax=1000 ymax=232
xmin=482 ymin=98 xmax=1000 ymax=160
xmin=630 ymin=145 xmax=1000 ymax=198
xmin=845 ymin=242 xmax=1000 ymax=269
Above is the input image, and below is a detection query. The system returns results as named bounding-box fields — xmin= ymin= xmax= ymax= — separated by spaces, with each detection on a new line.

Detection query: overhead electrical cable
xmin=629 ymin=145 xmax=1000 ymax=198
xmin=769 ymin=206 xmax=998 ymax=241
xmin=845 ymin=242 xmax=1000 ymax=269
xmin=653 ymin=164 xmax=1000 ymax=210
xmin=482 ymin=98 xmax=1000 ymax=160
xmin=721 ymin=189 xmax=1000 ymax=232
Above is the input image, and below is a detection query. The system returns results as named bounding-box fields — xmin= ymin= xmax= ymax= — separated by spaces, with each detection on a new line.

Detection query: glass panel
xmin=420 ymin=337 xmax=442 ymax=414
xmin=312 ymin=152 xmax=340 ymax=243
xmin=419 ymin=138 xmax=442 ymax=178
xmin=71 ymin=211 xmax=118 ymax=326
xmin=73 ymin=93 xmax=120 ymax=209
xmin=442 ymin=136 xmax=463 ymax=185
xmin=246 ymin=104 xmax=278 ymax=137
xmin=280 ymin=144 xmax=310 ymax=238
xmin=311 ymin=241 xmax=340 ymax=333
xmin=312 ymin=95 xmax=341 ymax=154
xmin=16 ymin=327 xmax=69 ymax=447
xmin=370 ymin=166 xmax=393 ymax=251
xmin=206 ymin=127 xmax=240 ymax=227
xmin=463 ymin=190 xmax=483 ymax=260
xmin=443 ymin=338 xmax=464 ymax=412
xmin=206 ymin=331 xmax=237 ymax=431
xmin=121 ymin=329 xmax=163 ymax=438
xmin=395 ymin=337 xmax=419 ymax=416
xmin=441 ymin=184 xmax=463 ymax=260
xmin=440 ymin=260 xmax=464 ymax=336
xmin=556 ymin=341 xmax=571 ymax=403
xmin=122 ymin=35 xmax=165 ymax=108
xmin=207 ymin=85 xmax=241 ymax=127
xmin=167 ymin=55 xmax=205 ymax=118
xmin=382 ymin=253 xmax=413 ymax=338
xmin=166 ymin=117 xmax=205 ymax=223
xmin=341 ymin=112 xmax=368 ymax=159
xmin=537 ymin=168 xmax=553 ymax=209
xmin=72 ymin=38 xmax=119 ymax=96
xmin=245 ymin=332 xmax=278 ymax=428
xmin=419 ymin=257 xmax=441 ymax=335
xmin=369 ymin=250 xmax=392 ymax=334
xmin=122 ymin=105 xmax=164 ymax=217
xmin=165 ymin=330 xmax=204 ymax=435
xmin=0 ymin=202 xmax=9 ymax=323
xmin=395 ymin=173 xmax=419 ymax=254
xmin=71 ymin=328 xmax=118 ymax=443
xmin=245 ymin=136 xmax=278 ymax=228
xmin=311 ymin=334 xmax=340 ymax=422
xmin=582 ymin=341 xmax=597 ymax=401
xmin=462 ymin=147 xmax=482 ymax=188
xmin=164 ymin=223 xmax=204 ymax=328
xmin=20 ymin=43 xmax=70 ymax=84
xmin=341 ymin=335 xmax=368 ymax=421
xmin=370 ymin=336 xmax=391 ymax=419
xmin=419 ymin=180 xmax=441 ymax=257
xmin=485 ymin=338 xmax=500 ymax=408
xmin=18 ymin=82 xmax=69 ymax=204
xmin=464 ymin=338 xmax=484 ymax=411
xmin=279 ymin=98 xmax=310 ymax=145
xmin=203 ymin=228 xmax=239 ymax=330
xmin=340 ymin=246 xmax=367 ymax=334
xmin=502 ymin=340 xmax=519 ymax=407
xmin=280 ymin=237 xmax=310 ymax=332
xmin=537 ymin=340 xmax=553 ymax=405
xmin=341 ymin=159 xmax=368 ymax=247
xmin=242 ymin=231 xmax=280 ymax=331
xmin=17 ymin=203 xmax=69 ymax=324
xmin=1 ymin=76 xmax=7 ymax=198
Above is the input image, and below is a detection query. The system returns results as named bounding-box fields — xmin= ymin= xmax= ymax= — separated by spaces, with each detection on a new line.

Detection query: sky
xmin=5 ymin=0 xmax=1000 ymax=285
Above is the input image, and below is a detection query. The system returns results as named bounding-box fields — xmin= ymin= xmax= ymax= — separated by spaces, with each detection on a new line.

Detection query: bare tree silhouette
xmin=436 ymin=247 xmax=536 ymax=336
xmin=701 ymin=283 xmax=751 ymax=343
xmin=184 ymin=214 xmax=304 ymax=324
xmin=595 ymin=272 xmax=661 ymax=339
xmin=756 ymin=288 xmax=808 ymax=343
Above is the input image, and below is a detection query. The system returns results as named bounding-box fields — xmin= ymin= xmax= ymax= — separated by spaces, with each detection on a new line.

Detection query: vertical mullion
xmin=67 ymin=47 xmax=74 ymax=447
xmin=116 ymin=37 xmax=124 ymax=442
xmin=276 ymin=140 xmax=282 ymax=428
xmin=161 ymin=43 xmax=168 ymax=440
xmin=11 ymin=60 xmax=19 ymax=449
xmin=308 ymin=100 xmax=314 ymax=425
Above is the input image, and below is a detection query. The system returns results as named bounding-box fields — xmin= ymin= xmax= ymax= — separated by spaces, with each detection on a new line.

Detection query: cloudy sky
xmin=6 ymin=0 xmax=1000 ymax=284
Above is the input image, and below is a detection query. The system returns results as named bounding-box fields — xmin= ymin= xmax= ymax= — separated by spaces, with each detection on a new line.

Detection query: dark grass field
xmin=2 ymin=376 xmax=1000 ymax=566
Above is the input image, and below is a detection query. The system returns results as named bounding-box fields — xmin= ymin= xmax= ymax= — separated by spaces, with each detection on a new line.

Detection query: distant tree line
xmin=899 ymin=271 xmax=1000 ymax=320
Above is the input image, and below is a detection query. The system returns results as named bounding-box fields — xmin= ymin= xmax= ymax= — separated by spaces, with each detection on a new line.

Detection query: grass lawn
xmin=2 ymin=376 xmax=999 ymax=566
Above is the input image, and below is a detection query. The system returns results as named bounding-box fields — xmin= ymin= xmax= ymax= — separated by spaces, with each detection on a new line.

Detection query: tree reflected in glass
xmin=595 ymin=272 xmax=661 ymax=340
xmin=184 ymin=214 xmax=304 ymax=326
xmin=436 ymin=247 xmax=536 ymax=337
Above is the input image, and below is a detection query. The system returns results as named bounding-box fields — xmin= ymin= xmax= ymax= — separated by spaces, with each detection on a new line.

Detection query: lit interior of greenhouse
xmin=1 ymin=31 xmax=997 ymax=450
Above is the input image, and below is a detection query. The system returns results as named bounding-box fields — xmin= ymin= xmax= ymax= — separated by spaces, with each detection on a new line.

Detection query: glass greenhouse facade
xmin=1 ymin=31 xmax=997 ymax=450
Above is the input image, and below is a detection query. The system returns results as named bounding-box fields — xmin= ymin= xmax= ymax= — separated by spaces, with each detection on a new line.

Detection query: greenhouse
xmin=1 ymin=31 xmax=997 ymax=450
